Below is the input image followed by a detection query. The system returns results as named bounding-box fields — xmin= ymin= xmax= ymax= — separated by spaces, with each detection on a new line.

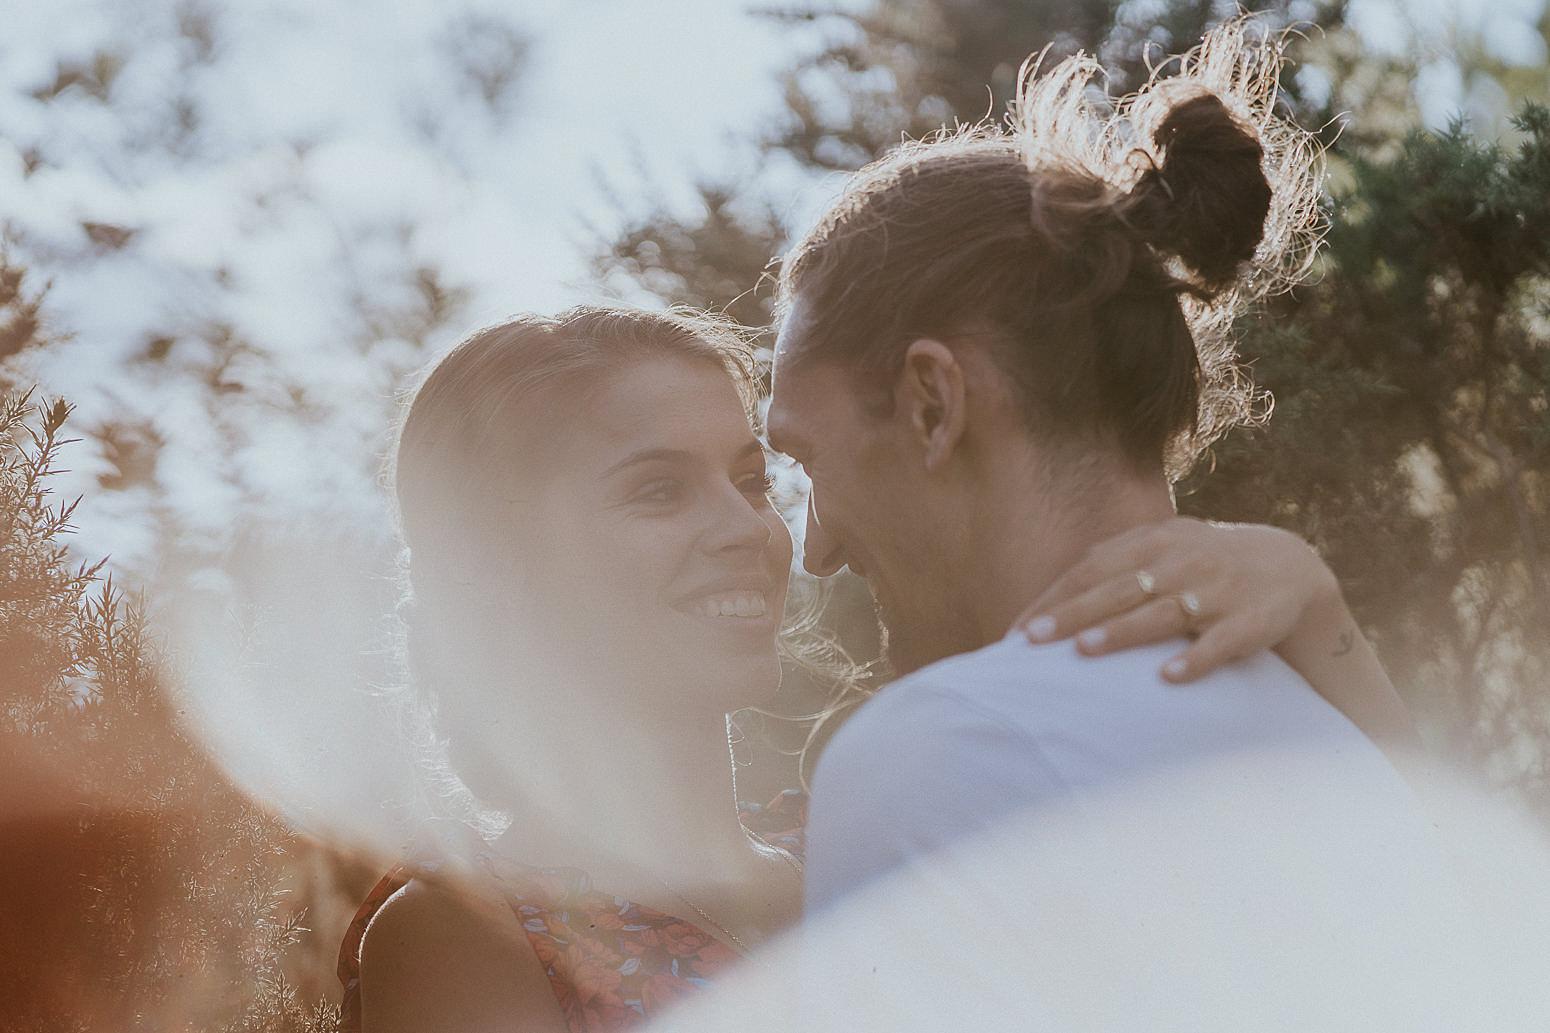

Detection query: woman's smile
xmin=673 ymin=575 xmax=782 ymax=634
xmin=683 ymin=592 xmax=770 ymax=619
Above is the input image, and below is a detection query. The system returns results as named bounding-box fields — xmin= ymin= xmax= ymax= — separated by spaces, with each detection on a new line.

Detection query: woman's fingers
xmin=1024 ymin=567 xmax=1175 ymax=642
xmin=1022 ymin=525 xmax=1171 ymax=617
xmin=1064 ymin=604 xmax=1275 ymax=682
xmin=1016 ymin=517 xmax=1336 ymax=684
xmin=1161 ymin=617 xmax=1265 ymax=682
xmin=1067 ymin=596 xmax=1191 ymax=656
xmin=1022 ymin=561 xmax=1108 ymax=624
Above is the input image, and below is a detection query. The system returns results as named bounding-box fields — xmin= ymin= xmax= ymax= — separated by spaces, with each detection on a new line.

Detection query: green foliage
xmin=1180 ymin=105 xmax=1550 ymax=795
xmin=0 ymin=379 xmax=339 ymax=1029
xmin=0 ymin=393 xmax=104 ymax=725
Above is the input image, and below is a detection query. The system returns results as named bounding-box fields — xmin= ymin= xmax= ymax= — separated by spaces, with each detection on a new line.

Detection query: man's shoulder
xmin=908 ymin=632 xmax=1170 ymax=690
xmin=816 ymin=636 xmax=1108 ymax=790
xmin=856 ymin=634 xmax=1196 ymax=729
xmin=804 ymin=639 xmax=1083 ymax=911
xmin=824 ymin=632 xmax=1347 ymax=790
xmin=822 ymin=639 xmax=1029 ymax=759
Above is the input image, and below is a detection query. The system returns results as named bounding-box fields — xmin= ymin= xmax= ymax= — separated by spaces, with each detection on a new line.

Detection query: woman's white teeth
xmin=695 ymin=592 xmax=767 ymax=618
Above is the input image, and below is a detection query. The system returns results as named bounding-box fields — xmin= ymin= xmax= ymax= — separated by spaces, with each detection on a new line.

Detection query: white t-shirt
xmin=800 ymin=634 xmax=1494 ymax=1030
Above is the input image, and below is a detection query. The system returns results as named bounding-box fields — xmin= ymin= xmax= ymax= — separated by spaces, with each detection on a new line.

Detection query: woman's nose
xmin=802 ymin=494 xmax=845 ymax=577
xmin=707 ymin=486 xmax=773 ymax=553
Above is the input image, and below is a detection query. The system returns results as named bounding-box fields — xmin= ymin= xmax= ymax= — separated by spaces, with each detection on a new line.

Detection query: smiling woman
xmin=344 ymin=307 xmax=809 ymax=1033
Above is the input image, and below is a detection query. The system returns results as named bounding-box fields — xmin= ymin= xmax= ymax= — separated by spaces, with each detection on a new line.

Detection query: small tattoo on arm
xmin=1332 ymin=629 xmax=1355 ymax=658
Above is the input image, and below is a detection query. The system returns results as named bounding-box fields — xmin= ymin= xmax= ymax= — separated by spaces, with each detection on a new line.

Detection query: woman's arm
xmin=1267 ymin=582 xmax=1419 ymax=756
xmin=360 ymin=877 xmax=566 ymax=1033
xmin=1015 ymin=518 xmax=1419 ymax=755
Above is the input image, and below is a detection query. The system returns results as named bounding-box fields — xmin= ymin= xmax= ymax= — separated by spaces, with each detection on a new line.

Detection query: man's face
xmin=767 ymin=299 xmax=962 ymax=674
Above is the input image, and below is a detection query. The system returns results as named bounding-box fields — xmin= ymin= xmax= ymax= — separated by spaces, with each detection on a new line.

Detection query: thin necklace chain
xmin=653 ymin=728 xmax=802 ymax=953
xmin=651 ymin=875 xmax=751 ymax=955
xmin=649 ymin=833 xmax=802 ymax=957
xmin=746 ymin=828 xmax=804 ymax=873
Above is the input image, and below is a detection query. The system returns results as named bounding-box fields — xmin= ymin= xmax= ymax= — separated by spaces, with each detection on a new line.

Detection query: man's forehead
xmin=767 ymin=302 xmax=830 ymax=452
xmin=769 ymin=304 xmax=814 ymax=406
xmin=770 ymin=298 xmax=814 ymax=381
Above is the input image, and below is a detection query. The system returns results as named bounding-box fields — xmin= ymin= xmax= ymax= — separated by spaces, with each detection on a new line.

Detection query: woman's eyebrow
xmin=603 ymin=440 xmax=765 ymax=480
xmin=601 ymin=447 xmax=692 ymax=479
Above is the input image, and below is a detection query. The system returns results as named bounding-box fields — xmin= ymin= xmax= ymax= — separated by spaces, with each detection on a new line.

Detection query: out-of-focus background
xmin=1 ymin=0 xmax=1546 ymax=1027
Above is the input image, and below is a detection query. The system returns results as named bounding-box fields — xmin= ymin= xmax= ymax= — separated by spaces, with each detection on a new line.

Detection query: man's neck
xmin=962 ymin=463 xmax=1177 ymax=648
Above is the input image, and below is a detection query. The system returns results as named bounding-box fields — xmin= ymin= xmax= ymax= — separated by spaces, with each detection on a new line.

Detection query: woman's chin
xmin=670 ymin=598 xmax=782 ymax=664
xmin=739 ymin=655 xmax=785 ymax=707
xmin=714 ymin=647 xmax=785 ymax=706
xmin=589 ymin=606 xmax=786 ymax=712
xmin=673 ymin=645 xmax=784 ymax=714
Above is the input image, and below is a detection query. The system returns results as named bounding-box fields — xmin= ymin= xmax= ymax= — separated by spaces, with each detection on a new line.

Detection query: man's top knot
xmin=1127 ymin=92 xmax=1273 ymax=294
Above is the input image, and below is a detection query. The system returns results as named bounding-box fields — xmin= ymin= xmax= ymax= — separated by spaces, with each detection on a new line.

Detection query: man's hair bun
xmin=778 ymin=16 xmax=1324 ymax=480
xmin=1127 ymin=92 xmax=1273 ymax=293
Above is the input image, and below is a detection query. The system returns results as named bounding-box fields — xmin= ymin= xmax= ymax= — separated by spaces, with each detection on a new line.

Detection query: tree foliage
xmin=0 ymin=253 xmax=337 ymax=1030
xmin=1179 ymin=105 xmax=1550 ymax=798
xmin=0 ymin=0 xmax=530 ymax=577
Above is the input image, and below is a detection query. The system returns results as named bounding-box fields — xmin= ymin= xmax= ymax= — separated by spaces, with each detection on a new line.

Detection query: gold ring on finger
xmin=1135 ymin=569 xmax=1157 ymax=596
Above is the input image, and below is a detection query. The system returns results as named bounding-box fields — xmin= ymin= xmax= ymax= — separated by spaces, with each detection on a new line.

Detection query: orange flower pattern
xmin=338 ymin=789 xmax=806 ymax=1033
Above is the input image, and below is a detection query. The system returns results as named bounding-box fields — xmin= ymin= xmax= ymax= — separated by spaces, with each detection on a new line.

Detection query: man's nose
xmin=802 ymin=494 xmax=846 ymax=578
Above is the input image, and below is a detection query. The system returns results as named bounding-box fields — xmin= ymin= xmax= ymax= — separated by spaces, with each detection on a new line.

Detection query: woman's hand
xmin=1017 ymin=518 xmax=1338 ymax=682
xmin=1014 ymin=517 xmax=1418 ymax=754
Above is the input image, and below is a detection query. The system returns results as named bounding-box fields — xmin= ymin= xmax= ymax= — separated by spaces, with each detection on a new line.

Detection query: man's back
xmin=803 ymin=636 xmax=1484 ymax=1030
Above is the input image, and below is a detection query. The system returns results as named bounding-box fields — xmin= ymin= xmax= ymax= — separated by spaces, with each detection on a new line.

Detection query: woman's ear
xmin=898 ymin=338 xmax=966 ymax=472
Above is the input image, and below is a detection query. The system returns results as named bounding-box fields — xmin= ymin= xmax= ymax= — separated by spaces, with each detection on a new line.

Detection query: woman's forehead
xmin=584 ymin=356 xmax=757 ymax=457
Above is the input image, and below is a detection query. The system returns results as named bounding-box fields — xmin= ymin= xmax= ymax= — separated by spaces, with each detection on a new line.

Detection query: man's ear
xmin=897 ymin=338 xmax=966 ymax=472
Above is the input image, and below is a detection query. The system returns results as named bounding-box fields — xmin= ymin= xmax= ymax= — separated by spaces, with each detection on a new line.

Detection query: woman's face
xmin=507 ymin=354 xmax=793 ymax=714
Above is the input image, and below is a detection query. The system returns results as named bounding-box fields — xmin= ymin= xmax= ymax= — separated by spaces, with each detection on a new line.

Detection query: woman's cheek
xmin=766 ymin=511 xmax=796 ymax=575
xmin=609 ymin=513 xmax=695 ymax=598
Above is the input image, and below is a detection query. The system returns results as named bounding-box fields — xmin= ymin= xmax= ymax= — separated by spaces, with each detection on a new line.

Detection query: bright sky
xmin=430 ymin=0 xmax=814 ymax=320
xmin=0 ymin=0 xmax=822 ymax=572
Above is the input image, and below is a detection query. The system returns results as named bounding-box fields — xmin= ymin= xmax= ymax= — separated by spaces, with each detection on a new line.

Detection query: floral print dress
xmin=337 ymin=789 xmax=806 ymax=1032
